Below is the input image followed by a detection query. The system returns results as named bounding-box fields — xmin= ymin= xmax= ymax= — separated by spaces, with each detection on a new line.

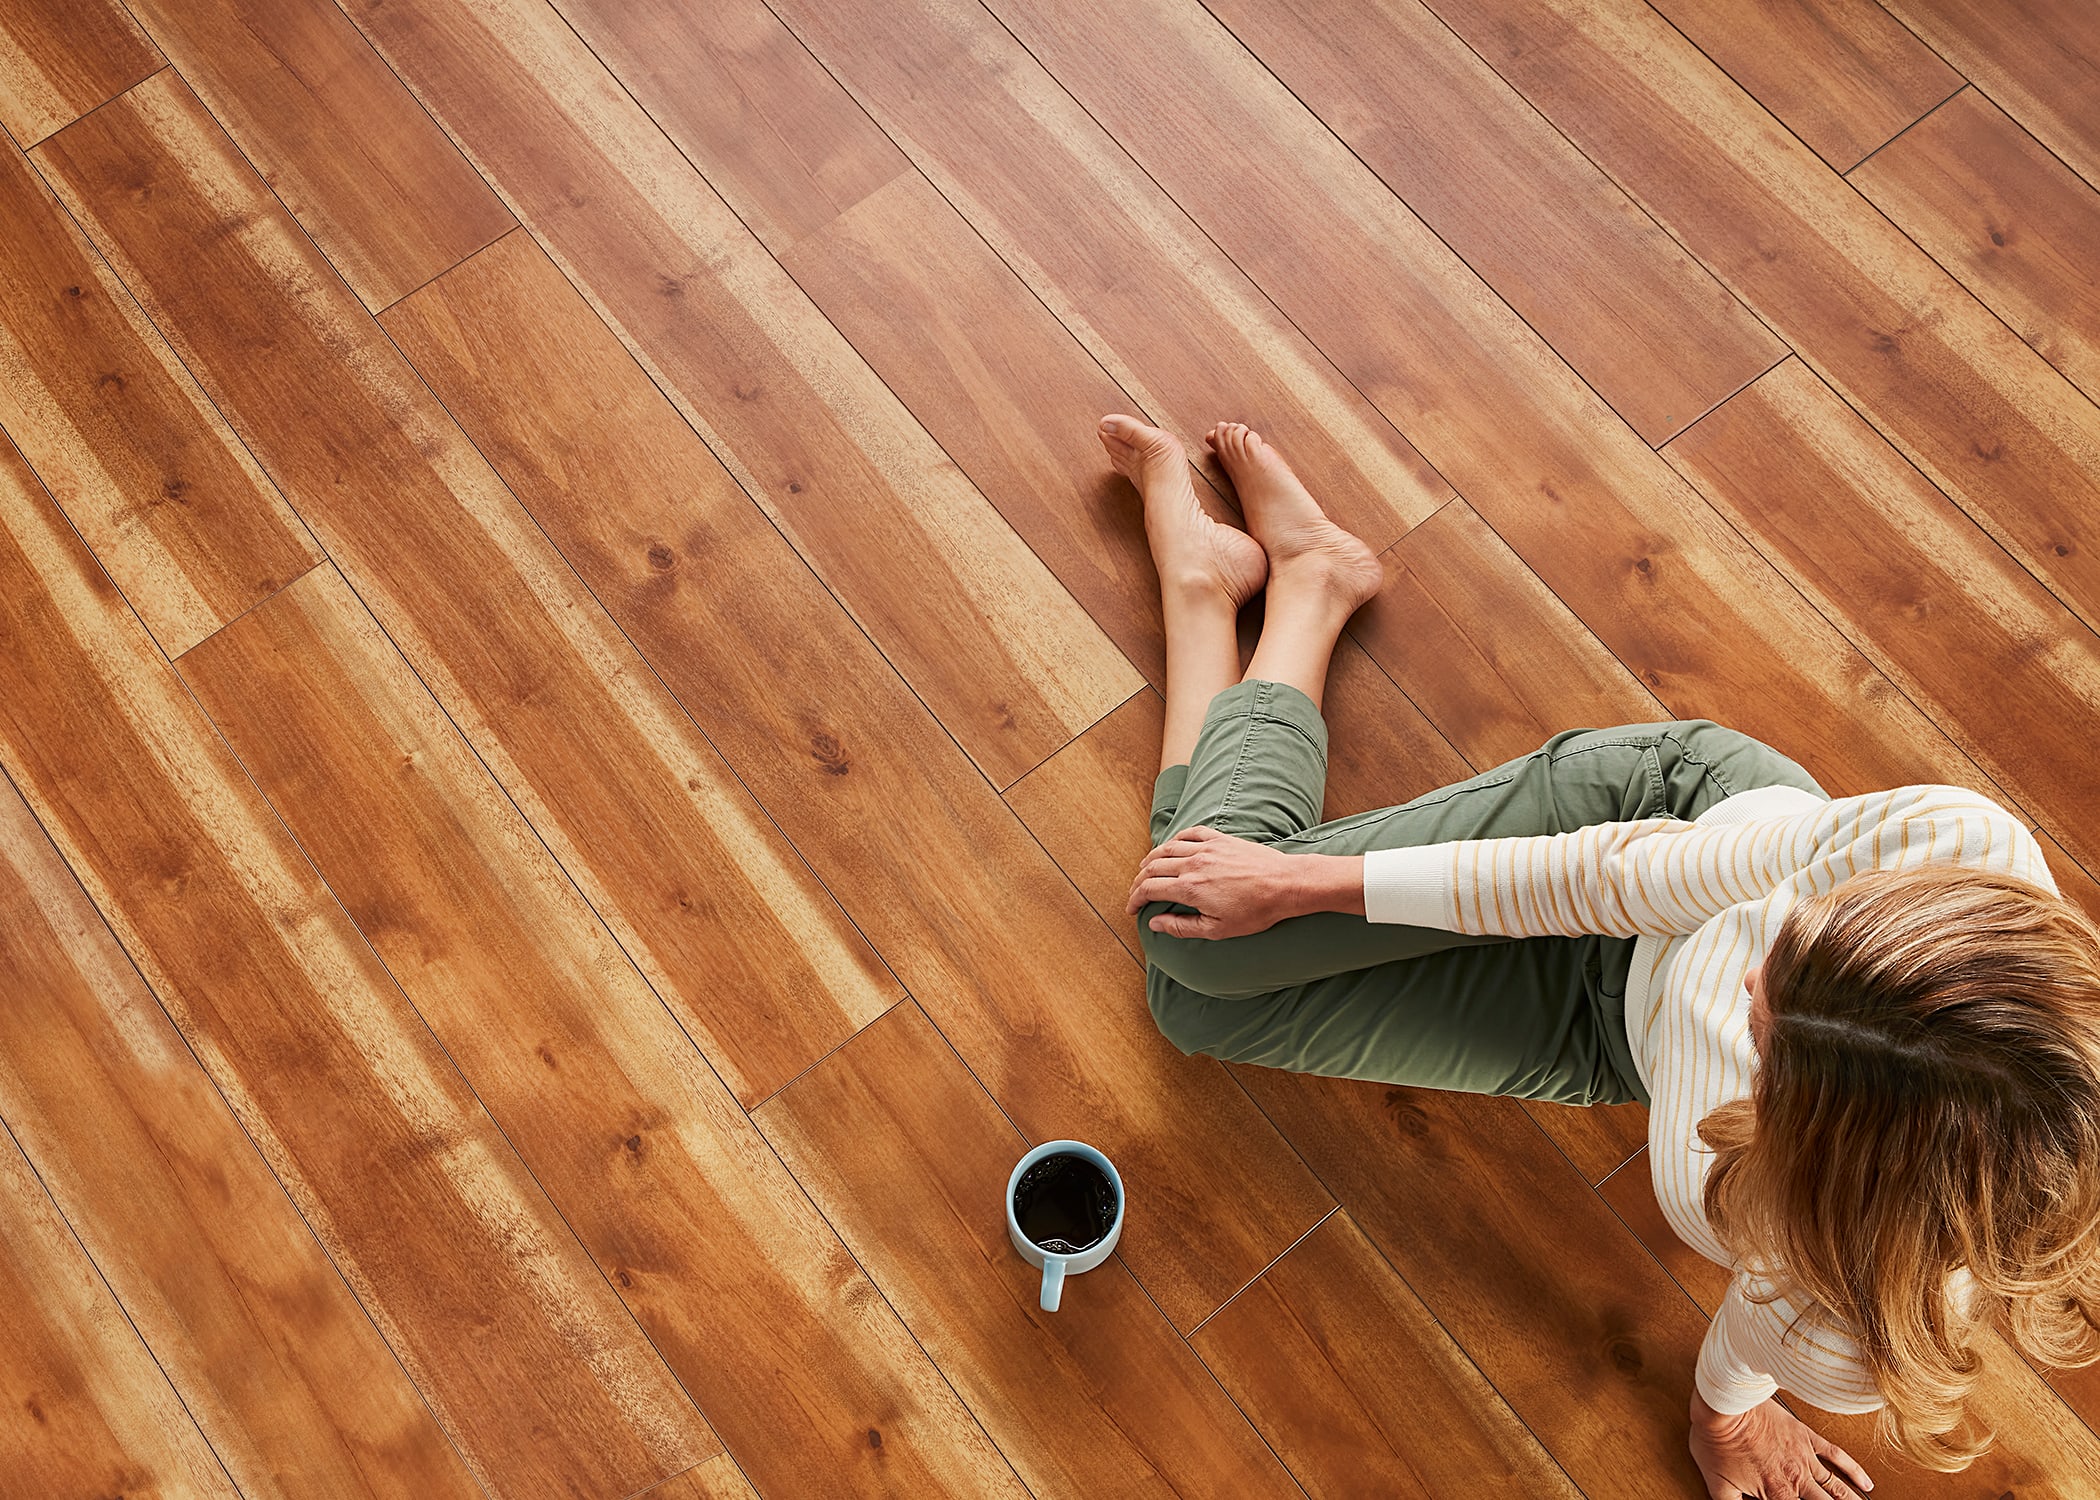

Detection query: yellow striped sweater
xmin=1361 ymin=783 xmax=2052 ymax=1413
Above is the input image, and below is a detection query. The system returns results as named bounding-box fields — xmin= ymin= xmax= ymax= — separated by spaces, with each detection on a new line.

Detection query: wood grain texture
xmin=1192 ymin=1210 xmax=1580 ymax=1498
xmin=1201 ymin=0 xmax=1783 ymax=442
xmin=183 ymin=564 xmax=1022 ymax=1499
xmin=759 ymin=1001 xmax=1300 ymax=1498
xmin=733 ymin=0 xmax=1451 ymax=554
xmin=0 ymin=433 xmax=713 ymax=1500
xmin=955 ymin=0 xmax=1978 ymax=804
xmin=1665 ymin=358 xmax=2100 ymax=877
xmin=38 ymin=72 xmax=895 ymax=1108
xmin=378 ymin=228 xmax=1330 ymax=1332
xmin=1646 ymin=0 xmax=1961 ymax=170
xmin=1853 ymin=87 xmax=2100 ymax=402
xmin=0 ymin=0 xmax=158 ymax=145
xmin=339 ymin=0 xmax=1138 ymax=790
xmin=1239 ymin=1068 xmax=1714 ymax=1497
xmin=0 ymin=141 xmax=318 ymax=656
xmin=1883 ymin=0 xmax=2100 ymax=189
xmin=636 ymin=1455 xmax=763 ymax=1500
xmin=1423 ymin=0 xmax=2100 ymax=639
xmin=0 ymin=1122 xmax=237 ymax=1500
xmin=0 ymin=775 xmax=480 ymax=1499
xmin=115 ymin=0 xmax=511 ymax=309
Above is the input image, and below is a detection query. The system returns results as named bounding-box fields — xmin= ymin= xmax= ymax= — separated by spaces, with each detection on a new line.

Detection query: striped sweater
xmin=1361 ymin=783 xmax=2051 ymax=1413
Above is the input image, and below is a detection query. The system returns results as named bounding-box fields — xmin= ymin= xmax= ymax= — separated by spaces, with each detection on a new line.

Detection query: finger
xmin=1173 ymin=825 xmax=1225 ymax=841
xmin=1147 ymin=911 xmax=1220 ymax=939
xmin=1128 ymin=876 xmax=1198 ymax=912
xmin=1813 ymin=1439 xmax=1871 ymax=1493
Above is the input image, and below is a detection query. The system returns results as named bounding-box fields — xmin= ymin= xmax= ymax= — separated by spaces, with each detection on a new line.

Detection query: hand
xmin=1689 ymin=1393 xmax=1873 ymax=1500
xmin=1124 ymin=825 xmax=1322 ymax=939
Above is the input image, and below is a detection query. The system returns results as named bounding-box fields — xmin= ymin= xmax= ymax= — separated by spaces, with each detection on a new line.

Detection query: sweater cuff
xmin=1362 ymin=845 xmax=1457 ymax=927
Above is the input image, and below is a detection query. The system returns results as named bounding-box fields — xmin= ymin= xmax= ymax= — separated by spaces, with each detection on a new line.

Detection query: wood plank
xmin=335 ymin=0 xmax=1141 ymax=789
xmin=1646 ymin=0 xmax=1961 ymax=170
xmin=0 ymin=1122 xmax=237 ymax=1500
xmin=0 ymin=773 xmax=481 ymax=1499
xmin=183 ymin=564 xmax=1023 ymax=1498
xmin=377 ymin=228 xmax=1330 ymax=1331
xmin=1664 ymin=357 xmax=2100 ymax=879
xmin=1852 ymin=87 xmax=2100 ymax=402
xmin=2035 ymin=825 xmax=2100 ymax=926
xmin=907 ymin=0 xmax=1983 ymax=804
xmin=115 ymin=0 xmax=511 ymax=309
xmin=1883 ymin=0 xmax=2100 ymax=189
xmin=1191 ymin=1210 xmax=1580 ymax=1498
xmin=610 ymin=0 xmax=1451 ymax=555
xmin=1200 ymin=0 xmax=1783 ymax=442
xmin=1418 ymin=0 xmax=2100 ymax=639
xmin=638 ymin=1454 xmax=763 ymax=1500
xmin=0 ymin=0 xmax=159 ymax=145
xmin=37 ymin=72 xmax=896 ymax=1107
xmin=758 ymin=1001 xmax=1300 ymax=1498
xmin=1238 ymin=1068 xmax=1714 ymax=1496
xmin=0 ymin=433 xmax=713 ymax=1499
xmin=0 ymin=141 xmax=318 ymax=656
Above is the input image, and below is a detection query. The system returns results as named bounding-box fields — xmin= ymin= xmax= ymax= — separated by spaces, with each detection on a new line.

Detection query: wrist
xmin=1688 ymin=1388 xmax=1749 ymax=1434
xmin=1289 ymin=854 xmax=1365 ymax=918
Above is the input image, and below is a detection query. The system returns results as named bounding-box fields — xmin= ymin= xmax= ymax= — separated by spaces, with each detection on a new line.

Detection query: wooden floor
xmin=3 ymin=0 xmax=2099 ymax=1494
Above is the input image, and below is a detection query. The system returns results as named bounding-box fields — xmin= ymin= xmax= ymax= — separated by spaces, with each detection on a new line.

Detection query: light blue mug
xmin=1005 ymin=1139 xmax=1124 ymax=1312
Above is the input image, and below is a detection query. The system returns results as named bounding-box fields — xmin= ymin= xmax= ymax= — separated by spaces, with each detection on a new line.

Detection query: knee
xmin=1137 ymin=904 xmax=1237 ymax=1002
xmin=1144 ymin=957 xmax=1222 ymax=1056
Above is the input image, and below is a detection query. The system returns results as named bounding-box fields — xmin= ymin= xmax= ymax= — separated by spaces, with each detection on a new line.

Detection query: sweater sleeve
xmin=1696 ymin=1272 xmax=1884 ymax=1415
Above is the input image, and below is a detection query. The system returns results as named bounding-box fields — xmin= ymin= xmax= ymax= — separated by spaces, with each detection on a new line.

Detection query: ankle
xmin=1161 ymin=573 xmax=1244 ymax=613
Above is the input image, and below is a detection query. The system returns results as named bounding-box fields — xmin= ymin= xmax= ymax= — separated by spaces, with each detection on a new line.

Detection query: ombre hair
xmin=1698 ymin=864 xmax=2100 ymax=1470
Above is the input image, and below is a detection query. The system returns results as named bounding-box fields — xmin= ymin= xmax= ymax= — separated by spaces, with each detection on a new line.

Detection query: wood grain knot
xmin=810 ymin=732 xmax=850 ymax=776
xmin=646 ymin=543 xmax=676 ymax=571
xmin=1603 ymin=1335 xmax=1643 ymax=1378
xmin=867 ymin=1428 xmax=883 ymax=1449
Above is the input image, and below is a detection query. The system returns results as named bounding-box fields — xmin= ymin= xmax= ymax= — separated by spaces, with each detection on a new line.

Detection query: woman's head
xmin=1700 ymin=864 xmax=2100 ymax=1470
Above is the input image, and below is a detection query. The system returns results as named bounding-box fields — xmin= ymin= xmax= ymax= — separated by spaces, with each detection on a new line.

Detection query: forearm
xmin=1285 ymin=852 xmax=1365 ymax=918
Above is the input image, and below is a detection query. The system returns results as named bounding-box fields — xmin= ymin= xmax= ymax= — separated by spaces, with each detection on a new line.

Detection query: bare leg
xmin=1100 ymin=415 xmax=1267 ymax=771
xmin=1208 ymin=422 xmax=1382 ymax=711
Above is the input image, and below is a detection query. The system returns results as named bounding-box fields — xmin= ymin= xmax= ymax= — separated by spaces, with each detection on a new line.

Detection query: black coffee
xmin=1013 ymin=1152 xmax=1118 ymax=1255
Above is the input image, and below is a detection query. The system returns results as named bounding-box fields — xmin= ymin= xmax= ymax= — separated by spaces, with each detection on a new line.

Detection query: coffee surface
xmin=1014 ymin=1152 xmax=1118 ymax=1254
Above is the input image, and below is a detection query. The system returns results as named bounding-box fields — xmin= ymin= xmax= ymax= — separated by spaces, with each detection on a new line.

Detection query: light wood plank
xmin=378 ymin=228 xmax=1331 ymax=1331
xmin=1883 ymin=0 xmax=2100 ymax=189
xmin=38 ymin=71 xmax=896 ymax=1107
xmin=336 ymin=0 xmax=1141 ymax=790
xmin=1201 ymin=0 xmax=1784 ymax=442
xmin=0 ymin=774 xmax=480 ymax=1498
xmin=1665 ymin=358 xmax=2100 ymax=879
xmin=1853 ymin=87 xmax=2100 ymax=402
xmin=1647 ymin=0 xmax=1961 ymax=170
xmin=758 ymin=1001 xmax=1300 ymax=1498
xmin=0 ymin=0 xmax=159 ymax=145
xmin=0 ymin=140 xmax=318 ymax=656
xmin=637 ymin=1454 xmax=763 ymax=1500
xmin=1192 ymin=1211 xmax=1581 ymax=1498
xmin=115 ymin=0 xmax=512 ymax=309
xmin=183 ymin=564 xmax=1023 ymax=1498
xmin=0 ymin=432 xmax=713 ymax=1499
xmin=0 ymin=1122 xmax=238 ymax=1500
xmin=1420 ymin=0 xmax=2100 ymax=639
xmin=604 ymin=0 xmax=1451 ymax=555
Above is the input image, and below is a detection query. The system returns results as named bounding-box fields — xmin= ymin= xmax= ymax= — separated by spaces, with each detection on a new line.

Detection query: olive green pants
xmin=1139 ymin=679 xmax=1826 ymax=1107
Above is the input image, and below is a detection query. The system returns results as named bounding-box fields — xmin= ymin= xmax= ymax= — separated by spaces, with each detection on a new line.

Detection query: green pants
xmin=1139 ymin=679 xmax=1826 ymax=1108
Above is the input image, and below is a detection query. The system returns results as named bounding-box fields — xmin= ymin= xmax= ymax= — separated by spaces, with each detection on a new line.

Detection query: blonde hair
xmin=1698 ymin=864 xmax=2100 ymax=1470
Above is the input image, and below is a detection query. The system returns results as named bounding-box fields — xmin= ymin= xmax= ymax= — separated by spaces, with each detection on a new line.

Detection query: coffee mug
xmin=1005 ymin=1139 xmax=1124 ymax=1312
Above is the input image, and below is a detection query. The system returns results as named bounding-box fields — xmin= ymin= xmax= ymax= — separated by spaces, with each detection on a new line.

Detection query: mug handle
xmin=1039 ymin=1256 xmax=1067 ymax=1312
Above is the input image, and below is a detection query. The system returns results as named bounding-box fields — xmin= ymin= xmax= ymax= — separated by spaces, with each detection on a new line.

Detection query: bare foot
xmin=1206 ymin=422 xmax=1381 ymax=610
xmin=1101 ymin=414 xmax=1267 ymax=608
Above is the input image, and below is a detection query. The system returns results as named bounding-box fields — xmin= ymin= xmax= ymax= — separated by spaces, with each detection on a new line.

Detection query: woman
xmin=1103 ymin=412 xmax=2100 ymax=1498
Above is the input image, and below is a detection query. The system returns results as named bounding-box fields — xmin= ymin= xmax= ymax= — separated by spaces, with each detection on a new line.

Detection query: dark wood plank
xmin=757 ymin=1001 xmax=1300 ymax=1497
xmin=1420 ymin=0 xmax=2100 ymax=639
xmin=38 ymin=72 xmax=897 ymax=1108
xmin=1647 ymin=0 xmax=1961 ymax=170
xmin=0 ymin=1121 xmax=238 ymax=1500
xmin=1852 ymin=87 xmax=2100 ymax=401
xmin=1200 ymin=0 xmax=1783 ymax=442
xmin=1884 ymin=0 xmax=2100 ymax=188
xmin=0 ymin=141 xmax=318 ymax=656
xmin=0 ymin=432 xmax=714 ymax=1499
xmin=335 ymin=0 xmax=1143 ymax=790
xmin=116 ymin=0 xmax=511 ymax=309
xmin=1665 ymin=358 xmax=2100 ymax=878
xmin=0 ymin=774 xmax=481 ymax=1499
xmin=377 ymin=228 xmax=1331 ymax=1332
xmin=2035 ymin=825 xmax=2100 ymax=926
xmin=0 ymin=0 xmax=159 ymax=145
xmin=1192 ymin=1210 xmax=1580 ymax=1498
xmin=183 ymin=564 xmax=1023 ymax=1498
xmin=641 ymin=0 xmax=1451 ymax=555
